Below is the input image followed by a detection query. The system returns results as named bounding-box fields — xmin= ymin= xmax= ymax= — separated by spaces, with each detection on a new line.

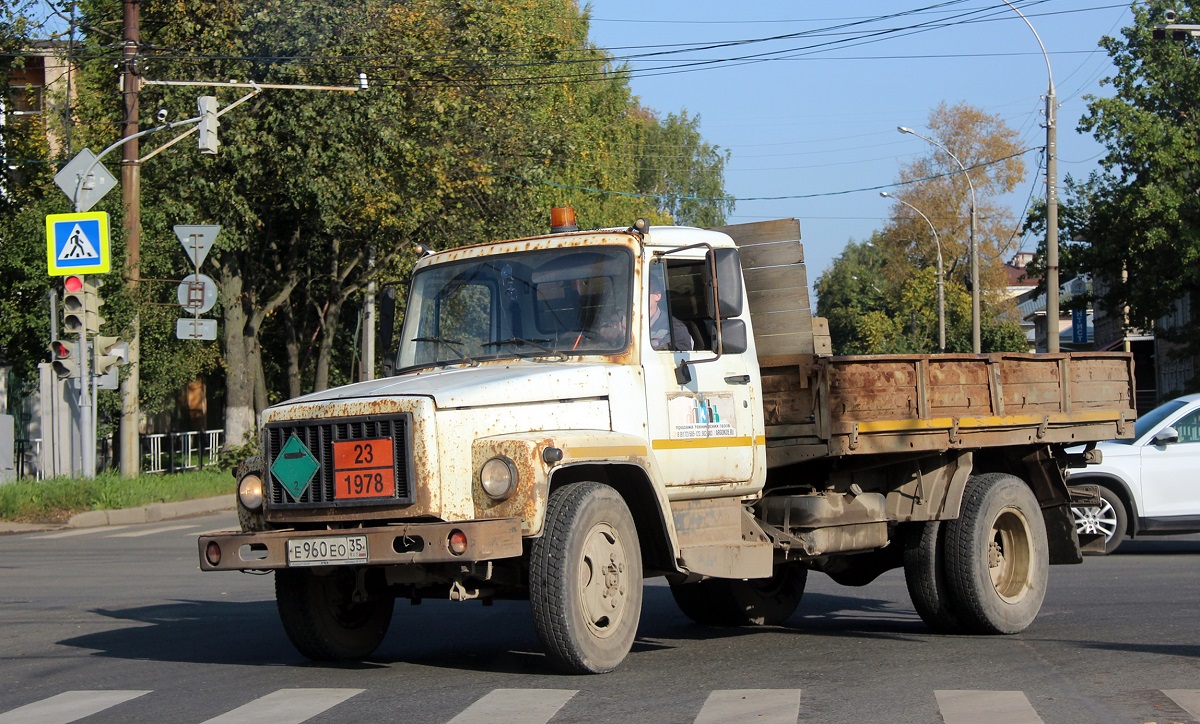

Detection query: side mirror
xmin=705 ymin=247 xmax=743 ymax=319
xmin=1153 ymin=426 xmax=1179 ymax=446
xmin=707 ymin=318 xmax=748 ymax=355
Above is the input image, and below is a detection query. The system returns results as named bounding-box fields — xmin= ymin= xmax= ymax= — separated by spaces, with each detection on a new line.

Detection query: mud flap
xmin=1043 ymin=503 xmax=1084 ymax=564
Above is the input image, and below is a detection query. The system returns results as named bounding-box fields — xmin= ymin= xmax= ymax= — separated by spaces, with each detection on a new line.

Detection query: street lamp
xmin=881 ymin=192 xmax=945 ymax=352
xmin=898 ymin=125 xmax=979 ymax=353
xmin=1000 ymin=0 xmax=1059 ymax=353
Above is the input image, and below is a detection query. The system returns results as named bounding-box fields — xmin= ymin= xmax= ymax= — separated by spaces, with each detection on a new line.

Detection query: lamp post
xmin=881 ymin=192 xmax=945 ymax=352
xmin=898 ymin=125 xmax=979 ymax=353
xmin=1000 ymin=0 xmax=1058 ymax=352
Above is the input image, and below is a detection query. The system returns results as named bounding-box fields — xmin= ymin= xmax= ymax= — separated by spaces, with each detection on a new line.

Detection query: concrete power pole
xmin=119 ymin=0 xmax=142 ymax=476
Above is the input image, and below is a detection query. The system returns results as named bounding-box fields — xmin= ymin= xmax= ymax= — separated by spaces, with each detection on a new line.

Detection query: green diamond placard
xmin=271 ymin=434 xmax=320 ymax=500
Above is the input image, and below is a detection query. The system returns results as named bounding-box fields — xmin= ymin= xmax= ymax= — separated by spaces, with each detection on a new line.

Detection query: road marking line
xmin=694 ymin=689 xmax=801 ymax=723
xmin=0 ymin=690 xmax=149 ymax=724
xmin=448 ymin=689 xmax=577 ymax=724
xmin=201 ymin=689 xmax=363 ymax=724
xmin=31 ymin=526 xmax=136 ymax=540
xmin=935 ymin=690 xmax=1043 ymax=724
xmin=1163 ymin=690 xmax=1200 ymax=719
xmin=110 ymin=524 xmax=197 ymax=538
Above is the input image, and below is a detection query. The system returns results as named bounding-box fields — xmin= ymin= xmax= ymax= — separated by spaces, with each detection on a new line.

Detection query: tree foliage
xmin=1 ymin=0 xmax=732 ymax=447
xmin=816 ymin=102 xmax=1029 ymax=354
xmin=1057 ymin=1 xmax=1200 ymax=356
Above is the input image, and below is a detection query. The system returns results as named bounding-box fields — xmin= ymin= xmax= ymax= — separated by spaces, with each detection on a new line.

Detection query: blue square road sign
xmin=46 ymin=212 xmax=111 ymax=276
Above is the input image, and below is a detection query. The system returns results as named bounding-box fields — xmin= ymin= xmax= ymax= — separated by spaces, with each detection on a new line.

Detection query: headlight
xmin=238 ymin=473 xmax=264 ymax=511
xmin=480 ymin=456 xmax=517 ymax=500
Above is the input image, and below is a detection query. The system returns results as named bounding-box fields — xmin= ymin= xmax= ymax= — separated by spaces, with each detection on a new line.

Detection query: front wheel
xmin=943 ymin=473 xmax=1048 ymax=635
xmin=1072 ymin=484 xmax=1128 ymax=555
xmin=529 ymin=482 xmax=643 ymax=674
xmin=669 ymin=565 xmax=807 ymax=626
xmin=275 ymin=568 xmax=394 ymax=661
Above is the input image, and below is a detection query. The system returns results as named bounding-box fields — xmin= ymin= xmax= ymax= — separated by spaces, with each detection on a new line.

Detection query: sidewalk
xmin=0 ymin=494 xmax=235 ymax=535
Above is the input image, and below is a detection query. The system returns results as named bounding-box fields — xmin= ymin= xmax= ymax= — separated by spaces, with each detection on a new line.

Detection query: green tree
xmin=1057 ymin=1 xmax=1200 ymax=360
xmin=817 ymin=103 xmax=1029 ymax=355
xmin=18 ymin=0 xmax=734 ymax=451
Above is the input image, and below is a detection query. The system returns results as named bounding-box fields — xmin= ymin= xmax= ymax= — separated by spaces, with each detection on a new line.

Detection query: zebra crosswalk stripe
xmin=200 ymin=688 xmax=363 ymax=724
xmin=447 ymin=689 xmax=577 ymax=724
xmin=0 ymin=690 xmax=149 ymax=724
xmin=935 ymin=690 xmax=1043 ymax=724
xmin=694 ymin=689 xmax=801 ymax=724
xmin=1162 ymin=690 xmax=1200 ymax=719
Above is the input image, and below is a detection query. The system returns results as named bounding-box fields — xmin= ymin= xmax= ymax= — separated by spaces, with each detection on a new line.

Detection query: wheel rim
xmin=989 ymin=506 xmax=1033 ymax=603
xmin=578 ymin=521 xmax=629 ymax=638
xmin=320 ymin=573 xmax=373 ymax=629
xmin=1072 ymin=501 xmax=1118 ymax=543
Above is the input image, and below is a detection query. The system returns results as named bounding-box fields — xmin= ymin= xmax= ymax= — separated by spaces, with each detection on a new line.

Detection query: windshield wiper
xmin=482 ymin=337 xmax=567 ymax=361
xmin=411 ymin=337 xmax=479 ymax=367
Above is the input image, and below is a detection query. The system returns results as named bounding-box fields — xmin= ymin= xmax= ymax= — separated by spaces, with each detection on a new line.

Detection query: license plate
xmin=332 ymin=438 xmax=397 ymax=499
xmin=286 ymin=535 xmax=368 ymax=566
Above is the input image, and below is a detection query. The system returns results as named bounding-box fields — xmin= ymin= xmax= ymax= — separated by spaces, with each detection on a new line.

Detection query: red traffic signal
xmin=48 ymin=340 xmax=80 ymax=379
xmin=64 ymin=274 xmax=84 ymax=293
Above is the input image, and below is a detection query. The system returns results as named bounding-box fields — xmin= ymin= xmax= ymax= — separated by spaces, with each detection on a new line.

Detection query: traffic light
xmin=93 ymin=335 xmax=129 ymax=376
xmin=62 ymin=275 xmax=104 ymax=335
xmin=48 ymin=339 xmax=80 ymax=379
xmin=197 ymin=96 xmax=219 ymax=155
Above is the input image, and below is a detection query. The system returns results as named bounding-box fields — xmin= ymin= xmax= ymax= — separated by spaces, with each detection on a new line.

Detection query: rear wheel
xmin=1072 ymin=484 xmax=1127 ymax=555
xmin=670 ymin=564 xmax=807 ymax=626
xmin=530 ymin=482 xmax=643 ymax=674
xmin=275 ymin=568 xmax=394 ymax=661
xmin=903 ymin=521 xmax=963 ymax=633
xmin=944 ymin=473 xmax=1048 ymax=635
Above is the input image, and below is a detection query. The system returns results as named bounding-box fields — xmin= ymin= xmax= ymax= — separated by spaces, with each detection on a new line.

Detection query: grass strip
xmin=0 ymin=468 xmax=233 ymax=523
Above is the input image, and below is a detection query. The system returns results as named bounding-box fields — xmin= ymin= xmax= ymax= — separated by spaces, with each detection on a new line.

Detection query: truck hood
xmin=278 ymin=362 xmax=614 ymax=410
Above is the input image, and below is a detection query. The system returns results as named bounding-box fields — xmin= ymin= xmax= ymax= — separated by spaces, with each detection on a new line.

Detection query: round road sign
xmin=177 ymin=273 xmax=218 ymax=314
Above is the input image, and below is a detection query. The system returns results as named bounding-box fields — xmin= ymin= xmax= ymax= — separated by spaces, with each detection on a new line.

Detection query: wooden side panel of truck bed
xmin=760 ymin=352 xmax=1136 ymax=467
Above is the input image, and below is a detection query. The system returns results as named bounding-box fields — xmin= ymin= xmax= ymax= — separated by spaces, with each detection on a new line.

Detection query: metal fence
xmin=15 ymin=429 xmax=224 ymax=478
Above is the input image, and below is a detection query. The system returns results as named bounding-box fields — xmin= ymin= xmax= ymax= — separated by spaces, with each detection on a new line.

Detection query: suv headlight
xmin=480 ymin=456 xmax=517 ymax=500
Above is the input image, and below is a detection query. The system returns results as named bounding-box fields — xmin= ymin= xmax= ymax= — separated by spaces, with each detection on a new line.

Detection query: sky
xmin=583 ymin=0 xmax=1136 ymax=299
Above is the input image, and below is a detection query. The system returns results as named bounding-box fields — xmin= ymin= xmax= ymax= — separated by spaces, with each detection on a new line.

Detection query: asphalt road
xmin=1 ymin=513 xmax=1197 ymax=724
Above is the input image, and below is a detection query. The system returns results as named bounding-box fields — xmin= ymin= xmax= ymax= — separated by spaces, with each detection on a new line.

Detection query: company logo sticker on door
xmin=668 ymin=393 xmax=736 ymax=439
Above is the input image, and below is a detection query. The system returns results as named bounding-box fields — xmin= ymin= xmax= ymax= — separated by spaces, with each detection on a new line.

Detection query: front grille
xmin=264 ymin=414 xmax=414 ymax=509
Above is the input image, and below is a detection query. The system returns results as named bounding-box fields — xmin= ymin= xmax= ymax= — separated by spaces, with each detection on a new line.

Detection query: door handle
xmin=724 ymin=374 xmax=750 ymax=385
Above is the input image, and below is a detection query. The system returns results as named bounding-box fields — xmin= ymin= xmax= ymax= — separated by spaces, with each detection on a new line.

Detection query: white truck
xmin=199 ymin=212 xmax=1136 ymax=674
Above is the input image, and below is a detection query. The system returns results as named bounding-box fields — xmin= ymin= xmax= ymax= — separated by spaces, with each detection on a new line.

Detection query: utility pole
xmin=119 ymin=0 xmax=142 ymax=477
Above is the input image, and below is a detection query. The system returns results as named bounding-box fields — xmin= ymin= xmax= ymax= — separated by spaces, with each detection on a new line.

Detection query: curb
xmin=0 ymin=495 xmax=236 ymax=535
xmin=67 ymin=495 xmax=236 ymax=528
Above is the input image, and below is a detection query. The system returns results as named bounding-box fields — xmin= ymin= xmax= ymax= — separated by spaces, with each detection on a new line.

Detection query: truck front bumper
xmin=198 ymin=517 xmax=523 ymax=572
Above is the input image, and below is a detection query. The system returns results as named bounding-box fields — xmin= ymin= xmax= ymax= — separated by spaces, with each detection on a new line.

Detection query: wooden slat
xmin=750 ymin=309 xmax=813 ymax=337
xmin=739 ymin=240 xmax=805 ymax=269
xmin=748 ymin=286 xmax=810 ymax=315
xmin=756 ymin=332 xmax=815 ymax=357
xmin=744 ymin=265 xmax=809 ymax=297
xmin=710 ymin=218 xmax=801 ymax=246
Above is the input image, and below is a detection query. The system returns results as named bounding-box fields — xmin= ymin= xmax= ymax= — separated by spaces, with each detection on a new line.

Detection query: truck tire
xmin=1072 ymin=484 xmax=1128 ymax=556
xmin=530 ymin=482 xmax=643 ymax=674
xmin=943 ymin=473 xmax=1048 ymax=635
xmin=669 ymin=564 xmax=807 ymax=627
xmin=903 ymin=521 xmax=963 ymax=633
xmin=275 ymin=568 xmax=394 ymax=661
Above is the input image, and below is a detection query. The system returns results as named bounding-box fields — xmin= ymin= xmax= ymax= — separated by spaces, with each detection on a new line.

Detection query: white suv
xmin=1070 ymin=393 xmax=1200 ymax=554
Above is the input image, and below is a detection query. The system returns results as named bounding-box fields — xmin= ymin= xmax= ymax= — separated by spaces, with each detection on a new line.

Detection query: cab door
xmin=642 ymin=257 xmax=761 ymax=487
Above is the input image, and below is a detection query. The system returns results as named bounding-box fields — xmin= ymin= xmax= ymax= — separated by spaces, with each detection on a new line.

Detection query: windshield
xmin=1128 ymin=398 xmax=1189 ymax=442
xmin=396 ymin=246 xmax=633 ymax=371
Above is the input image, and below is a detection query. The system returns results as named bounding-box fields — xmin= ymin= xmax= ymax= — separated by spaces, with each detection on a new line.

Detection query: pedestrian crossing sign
xmin=46 ymin=211 xmax=111 ymax=276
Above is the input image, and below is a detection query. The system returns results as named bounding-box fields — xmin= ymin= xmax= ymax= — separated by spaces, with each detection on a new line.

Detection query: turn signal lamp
xmin=448 ymin=529 xmax=468 ymax=556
